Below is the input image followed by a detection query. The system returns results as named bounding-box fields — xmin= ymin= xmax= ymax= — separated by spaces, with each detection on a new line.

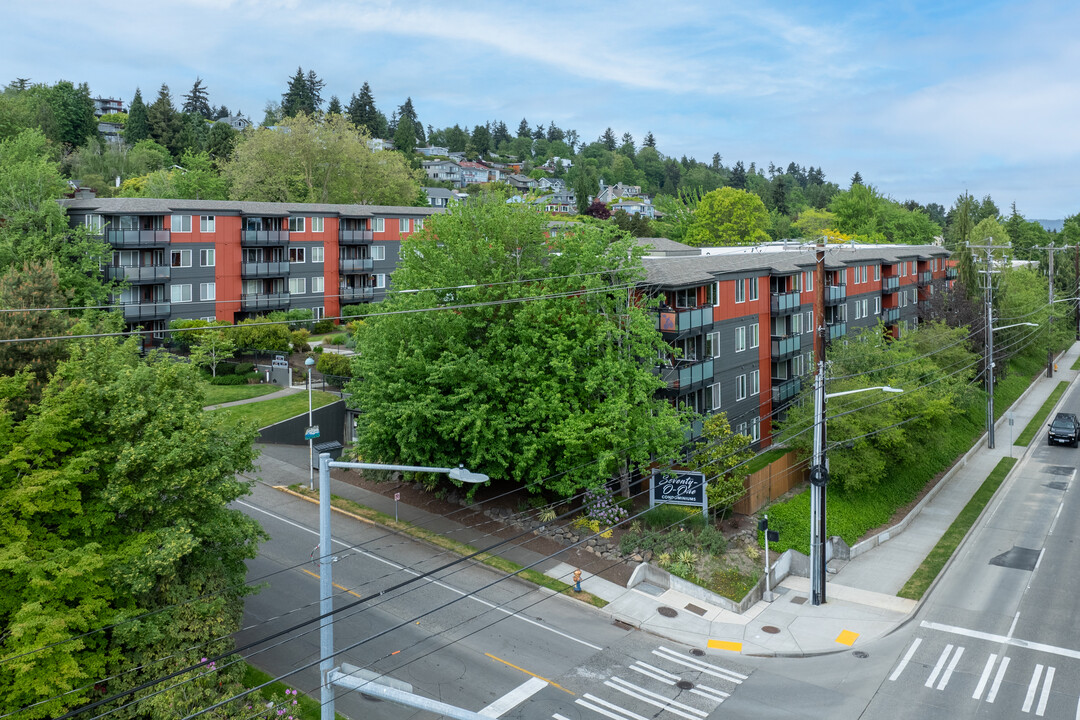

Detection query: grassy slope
xmin=209 ymin=391 xmax=339 ymax=428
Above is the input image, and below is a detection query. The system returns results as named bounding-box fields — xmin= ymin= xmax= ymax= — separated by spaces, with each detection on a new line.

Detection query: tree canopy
xmin=683 ymin=187 xmax=770 ymax=246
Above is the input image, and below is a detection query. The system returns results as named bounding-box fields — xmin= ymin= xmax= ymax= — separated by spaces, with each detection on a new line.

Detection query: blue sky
xmin=7 ymin=0 xmax=1079 ymax=219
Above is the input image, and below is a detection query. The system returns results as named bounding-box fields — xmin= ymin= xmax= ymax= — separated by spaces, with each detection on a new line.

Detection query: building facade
xmin=61 ymin=198 xmax=437 ymax=340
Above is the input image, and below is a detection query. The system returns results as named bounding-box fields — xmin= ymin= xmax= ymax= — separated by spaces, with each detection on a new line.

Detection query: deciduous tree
xmin=684 ymin=187 xmax=770 ymax=246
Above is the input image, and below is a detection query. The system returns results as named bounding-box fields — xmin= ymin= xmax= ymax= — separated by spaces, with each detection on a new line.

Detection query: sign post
xmin=759 ymin=516 xmax=779 ymax=601
xmin=650 ymin=470 xmax=708 ymax=518
xmin=394 ymin=492 xmax=400 ymax=522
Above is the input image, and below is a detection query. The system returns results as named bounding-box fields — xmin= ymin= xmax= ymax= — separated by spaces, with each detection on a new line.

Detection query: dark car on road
xmin=1048 ymin=412 xmax=1080 ymax=447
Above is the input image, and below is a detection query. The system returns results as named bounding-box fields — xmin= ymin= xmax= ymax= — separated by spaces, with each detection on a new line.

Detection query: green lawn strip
xmin=201 ymin=383 xmax=280 ymax=405
xmin=209 ymin=391 xmax=338 ymax=427
xmin=898 ymin=456 xmax=1017 ymax=600
xmin=1014 ymin=381 xmax=1068 ymax=446
xmin=242 ymin=662 xmax=347 ymax=720
xmin=286 ymin=485 xmax=607 ymax=609
xmin=1072 ymin=355 xmax=1080 ymax=371
xmin=742 ymin=448 xmax=788 ymax=476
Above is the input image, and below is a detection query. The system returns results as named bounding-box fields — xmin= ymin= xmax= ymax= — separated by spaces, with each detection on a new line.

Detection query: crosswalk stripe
xmin=580 ymin=693 xmax=648 ymax=720
xmin=1023 ymin=664 xmax=1044 ymax=713
xmin=925 ymin=644 xmax=954 ymax=688
xmin=690 ymin=686 xmax=730 ymax=702
xmin=973 ymin=653 xmax=998 ymax=700
xmin=890 ymin=638 xmax=922 ymax=682
xmin=937 ymin=646 xmax=964 ymax=690
xmin=986 ymin=656 xmax=1010 ymax=703
xmin=654 ymin=647 xmax=747 ymax=683
xmin=634 ymin=661 xmax=680 ymax=681
xmin=607 ymin=677 xmax=706 ymax=719
xmin=480 ymin=676 xmax=548 ymax=717
xmin=631 ymin=664 xmax=674 ymax=684
xmin=1037 ymin=666 xmax=1055 ymax=717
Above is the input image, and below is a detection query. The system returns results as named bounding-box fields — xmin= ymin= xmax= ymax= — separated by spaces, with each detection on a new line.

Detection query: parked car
xmin=1047 ymin=412 xmax=1080 ymax=447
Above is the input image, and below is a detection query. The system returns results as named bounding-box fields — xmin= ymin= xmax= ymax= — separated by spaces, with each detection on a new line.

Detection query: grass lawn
xmin=242 ymin=662 xmax=348 ymax=720
xmin=742 ymin=448 xmax=789 ymax=476
xmin=1073 ymin=355 xmax=1080 ymax=371
xmin=1014 ymin=380 xmax=1068 ymax=446
xmin=898 ymin=457 xmax=1017 ymax=600
xmin=209 ymin=391 xmax=338 ymax=428
xmin=285 ymin=485 xmax=608 ymax=608
xmin=202 ymin=383 xmax=280 ymax=405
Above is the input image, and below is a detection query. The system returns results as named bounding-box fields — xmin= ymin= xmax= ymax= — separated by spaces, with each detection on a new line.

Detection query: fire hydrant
xmin=573 ymin=569 xmax=582 ymax=592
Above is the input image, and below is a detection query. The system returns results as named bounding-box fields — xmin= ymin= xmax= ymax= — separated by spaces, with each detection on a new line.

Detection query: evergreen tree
xmin=182 ymin=77 xmax=212 ymax=118
xmin=326 ymin=95 xmax=342 ymax=115
xmin=729 ymin=160 xmax=747 ymax=190
xmin=212 ymin=104 xmax=230 ymax=120
xmin=600 ymin=127 xmax=617 ymax=151
xmin=471 ymin=124 xmax=492 ymax=157
xmin=8 ymin=78 xmax=30 ymax=91
xmin=281 ymin=66 xmax=307 ymax=117
xmin=397 ymin=97 xmax=424 ymax=143
xmin=711 ymin=152 xmax=722 ymax=170
xmin=851 ymin=170 xmax=863 ymax=187
xmin=305 ymin=69 xmax=325 ymax=113
xmin=46 ymin=81 xmax=97 ymax=148
xmin=620 ymin=132 xmax=634 ymax=152
xmin=347 ymin=82 xmax=386 ymax=137
xmin=546 ymin=122 xmax=565 ymax=143
xmin=642 ymin=131 xmax=656 ymax=148
xmin=492 ymin=120 xmax=511 ymax=147
xmin=393 ymin=117 xmax=416 ymax=157
xmin=533 ymin=123 xmax=545 ymax=140
xmin=147 ymin=83 xmax=179 ymax=155
xmin=517 ymin=118 xmax=530 ymax=138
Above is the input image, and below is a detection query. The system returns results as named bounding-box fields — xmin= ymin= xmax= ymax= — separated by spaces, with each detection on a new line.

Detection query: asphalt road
xmin=236 ymin=482 xmax=758 ymax=719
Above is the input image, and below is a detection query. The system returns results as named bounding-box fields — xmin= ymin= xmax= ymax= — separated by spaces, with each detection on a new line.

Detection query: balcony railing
xmin=241 ymin=292 xmax=290 ymax=311
xmin=241 ymin=229 xmax=290 ymax=246
xmin=771 ymin=334 xmax=801 ymax=360
xmin=827 ymin=321 xmax=846 ymax=340
xmin=824 ymin=285 xmax=847 ymax=305
xmin=339 ymin=229 xmax=374 ymax=244
xmin=881 ymin=276 xmax=899 ymax=293
xmin=340 ymin=286 xmax=375 ymax=302
xmin=105 ymin=265 xmax=171 ymax=283
xmin=657 ymin=307 xmax=713 ymax=334
xmin=339 ymin=257 xmax=375 ymax=272
xmin=120 ymin=301 xmax=171 ymax=321
xmin=770 ymin=291 xmax=801 ymax=315
xmin=658 ymin=359 xmax=715 ymax=390
xmin=771 ymin=377 xmax=802 ymax=406
xmin=883 ymin=307 xmax=900 ymax=324
xmin=946 ymin=267 xmax=958 ymax=280
xmin=105 ymin=229 xmax=171 ymax=248
xmin=241 ymin=261 xmax=291 ymax=278
xmin=918 ymin=271 xmax=933 ymax=285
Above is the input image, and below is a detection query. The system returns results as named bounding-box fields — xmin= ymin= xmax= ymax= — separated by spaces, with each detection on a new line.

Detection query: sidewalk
xmin=244 ymin=341 xmax=1079 ymax=657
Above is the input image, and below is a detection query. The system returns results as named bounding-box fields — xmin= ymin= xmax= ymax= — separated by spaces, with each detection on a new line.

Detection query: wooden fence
xmin=732 ymin=450 xmax=808 ymax=515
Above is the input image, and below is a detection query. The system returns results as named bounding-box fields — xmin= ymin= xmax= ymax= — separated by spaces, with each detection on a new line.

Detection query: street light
xmin=316 ymin=456 xmax=488 ymax=720
xmin=985 ymin=321 xmax=1038 ymax=449
xmin=306 ymin=356 xmax=316 ymax=490
xmin=810 ymin=365 xmax=903 ymax=606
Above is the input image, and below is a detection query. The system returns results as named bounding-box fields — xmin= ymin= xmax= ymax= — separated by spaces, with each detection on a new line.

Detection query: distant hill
xmin=1034 ymin=219 xmax=1064 ymax=232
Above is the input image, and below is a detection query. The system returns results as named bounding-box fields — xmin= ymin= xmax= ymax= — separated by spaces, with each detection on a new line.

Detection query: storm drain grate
xmin=676 ymin=680 xmax=695 ymax=690
xmin=612 ymin=620 xmax=633 ymax=631
xmin=657 ymin=606 xmax=678 ymax=618
xmin=689 ymin=648 xmax=705 ymax=657
xmin=853 ymin=651 xmax=869 ymax=658
xmin=790 ymin=596 xmax=807 ymax=605
xmin=761 ymin=625 xmax=781 ymax=634
xmin=685 ymin=603 xmax=707 ymax=616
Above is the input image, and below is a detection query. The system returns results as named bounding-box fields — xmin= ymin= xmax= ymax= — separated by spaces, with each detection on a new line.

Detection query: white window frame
xmin=311 ymin=216 xmax=324 ymax=233
xmin=791 ymin=312 xmax=803 ymax=335
xmin=288 ymin=277 xmax=306 ymax=295
xmin=749 ymin=278 xmax=759 ymax=301
xmin=875 ymin=265 xmax=881 ymax=281
xmin=806 ymin=309 xmax=814 ymax=333
xmin=854 ymin=301 xmax=862 ymax=320
xmin=875 ymin=296 xmax=881 ymax=314
xmin=735 ymin=279 xmax=746 ymax=303
xmin=312 ymin=277 xmax=325 ymax=293
xmin=374 ymin=274 xmax=387 ymax=289
xmin=737 ymin=422 xmax=748 ymax=436
xmin=311 ymin=246 xmax=324 ymax=263
xmin=735 ymin=326 xmax=746 ymax=353
xmin=705 ymin=331 xmax=720 ymax=358
xmin=736 ymin=374 xmax=747 ymax=401
xmin=805 ymin=270 xmax=814 ymax=291
xmin=171 ymin=249 xmax=191 ymax=268
xmin=374 ymin=218 xmax=385 ymax=232
xmin=171 ymin=283 xmax=192 ymax=303
xmin=289 ymin=216 xmax=305 ymax=232
xmin=749 ymin=323 xmax=759 ymax=349
xmin=399 ymin=218 xmax=410 ymax=233
xmin=171 ymin=214 xmax=192 ymax=233
xmin=200 ymin=248 xmax=215 ymax=267
xmin=200 ymin=282 xmax=215 ymax=301
xmin=372 ymin=246 xmax=386 ymax=261
xmin=85 ymin=214 xmax=104 ymax=232
xmin=289 ymin=247 xmax=306 ymax=264
xmin=862 ymin=298 xmax=869 ymax=317
xmin=750 ymin=370 xmax=759 ymax=396
xmin=751 ymin=417 xmax=761 ymax=442
xmin=707 ymin=382 xmax=721 ymax=411
xmin=415 ymin=218 xmax=424 ymax=230
xmin=200 ymin=215 xmax=215 ymax=233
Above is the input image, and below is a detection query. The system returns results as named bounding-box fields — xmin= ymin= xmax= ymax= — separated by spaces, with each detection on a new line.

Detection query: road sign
xmin=304 ymin=425 xmax=320 ymax=440
xmin=394 ymin=492 xmax=400 ymax=501
xmin=650 ymin=470 xmax=707 ymax=516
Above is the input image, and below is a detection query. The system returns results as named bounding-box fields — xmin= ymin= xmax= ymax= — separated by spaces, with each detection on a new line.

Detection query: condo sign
xmin=650 ymin=470 xmax=708 ymax=515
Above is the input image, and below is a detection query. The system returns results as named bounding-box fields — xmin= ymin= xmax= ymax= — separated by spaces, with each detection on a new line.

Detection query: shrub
xmin=210 ymin=374 xmax=248 ymax=385
xmin=326 ymin=334 xmax=348 ymax=346
xmin=317 ymin=353 xmax=351 ymax=377
xmin=697 ymin=524 xmax=727 ymax=556
xmin=290 ymin=329 xmax=311 ymax=353
xmin=313 ymin=319 xmax=335 ymax=334
xmin=581 ymin=487 xmax=627 ymax=527
xmin=235 ymin=362 xmax=254 ymax=375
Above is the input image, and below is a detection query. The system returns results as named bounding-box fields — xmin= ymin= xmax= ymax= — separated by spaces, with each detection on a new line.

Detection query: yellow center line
xmin=485 ymin=653 xmax=575 ymax=695
xmin=301 ymin=568 xmax=365 ymax=600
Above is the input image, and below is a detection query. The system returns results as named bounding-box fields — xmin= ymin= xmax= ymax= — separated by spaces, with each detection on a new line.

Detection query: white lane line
xmin=1050 ymin=502 xmax=1064 ymax=534
xmin=605 ymin=678 xmax=704 ymax=720
xmin=925 ymin=644 xmax=953 ymax=689
xmin=1037 ymin=666 xmax=1055 ymax=717
xmin=1023 ymin=664 xmax=1044 ymax=714
xmin=480 ymin=677 xmax=548 ymax=718
xmin=921 ymin=620 xmax=1080 ymax=661
xmin=553 ymin=715 xmax=573 ymax=720
xmin=580 ymin=693 xmax=647 ymax=720
xmin=1008 ymin=612 xmax=1021 ymax=639
xmin=890 ymin=637 xmax=922 ymax=682
xmin=1035 ymin=547 xmax=1046 ymax=570
xmin=973 ymin=653 xmax=998 ymax=700
xmin=937 ymin=646 xmax=965 ymax=690
xmin=238 ymin=499 xmax=604 ymax=650
xmin=986 ymin=656 xmax=1010 ymax=703
xmin=654 ymin=647 xmax=748 ymax=683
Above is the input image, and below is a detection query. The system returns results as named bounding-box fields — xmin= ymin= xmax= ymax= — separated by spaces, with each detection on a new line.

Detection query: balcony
xmin=918 ymin=271 xmax=933 ymax=286
xmin=657 ymin=307 xmax=713 ymax=335
xmin=946 ymin=267 xmax=958 ymax=280
xmin=339 ymin=229 xmax=374 ymax=244
xmin=105 ymin=265 xmax=171 ymax=283
xmin=341 ymin=286 xmax=375 ymax=302
xmin=241 ymin=229 xmax=290 ymax=246
xmin=827 ymin=322 xmax=846 ymax=340
xmin=121 ymin=301 xmax=171 ymax=322
xmin=824 ymin=285 xmax=846 ymax=306
xmin=771 ymin=334 xmax=801 ymax=360
xmin=242 ymin=261 xmax=291 ymax=278
xmin=105 ymin=229 xmax=171 ymax=248
xmin=770 ymin=291 xmax=801 ymax=315
xmin=771 ymin=377 xmax=802 ymax=406
xmin=883 ymin=307 xmax=900 ymax=324
xmin=881 ymin=276 xmax=899 ymax=293
xmin=339 ymin=257 xmax=375 ymax=272
xmin=241 ymin=292 xmax=290 ymax=312
xmin=658 ymin=359 xmax=715 ymax=390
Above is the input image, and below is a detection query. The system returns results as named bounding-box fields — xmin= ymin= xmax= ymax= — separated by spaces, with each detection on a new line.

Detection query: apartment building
xmin=60 ymin=198 xmax=438 ymax=339
xmin=641 ymin=241 xmax=953 ymax=447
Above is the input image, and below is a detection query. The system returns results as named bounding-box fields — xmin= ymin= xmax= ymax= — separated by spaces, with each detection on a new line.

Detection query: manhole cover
xmin=761 ymin=625 xmax=781 ymax=634
xmin=790 ymin=596 xmax=807 ymax=605
xmin=675 ymin=680 xmax=694 ymax=690
xmin=689 ymin=649 xmax=705 ymax=657
xmin=657 ymin=606 xmax=678 ymax=618
xmin=852 ymin=651 xmax=869 ymax=658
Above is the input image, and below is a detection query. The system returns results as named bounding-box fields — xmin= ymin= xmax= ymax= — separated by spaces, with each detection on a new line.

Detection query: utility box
xmin=312 ymin=440 xmax=344 ymax=467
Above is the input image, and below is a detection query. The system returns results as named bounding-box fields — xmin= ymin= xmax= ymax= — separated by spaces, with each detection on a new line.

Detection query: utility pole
xmin=809 ymin=360 xmax=828 ymax=605
xmin=969 ymin=240 xmax=1008 ymax=449
xmin=1033 ymin=242 xmax=1070 ymax=377
xmin=1074 ymin=241 xmax=1079 ymax=340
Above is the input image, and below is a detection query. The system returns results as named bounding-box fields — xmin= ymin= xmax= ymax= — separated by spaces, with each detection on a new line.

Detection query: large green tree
xmin=348 ymin=195 xmax=687 ymax=497
xmin=146 ymin=83 xmax=180 ymax=155
xmin=224 ymin=113 xmax=422 ymax=205
xmin=0 ymin=339 xmax=265 ymax=718
xmin=683 ymin=187 xmax=770 ymax=246
xmin=123 ymin=87 xmax=150 ymax=143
